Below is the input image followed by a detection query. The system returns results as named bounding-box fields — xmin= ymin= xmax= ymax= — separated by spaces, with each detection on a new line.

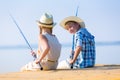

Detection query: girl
xmin=21 ymin=13 xmax=61 ymax=71
xmin=35 ymin=13 xmax=61 ymax=70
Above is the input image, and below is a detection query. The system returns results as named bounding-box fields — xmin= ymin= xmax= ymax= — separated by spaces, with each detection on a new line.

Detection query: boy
xmin=60 ymin=16 xmax=95 ymax=68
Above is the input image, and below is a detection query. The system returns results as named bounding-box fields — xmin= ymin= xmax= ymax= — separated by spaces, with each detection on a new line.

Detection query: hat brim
xmin=60 ymin=16 xmax=85 ymax=29
xmin=36 ymin=21 xmax=56 ymax=28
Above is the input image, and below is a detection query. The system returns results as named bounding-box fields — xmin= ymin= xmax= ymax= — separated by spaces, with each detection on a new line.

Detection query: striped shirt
xmin=71 ymin=28 xmax=96 ymax=68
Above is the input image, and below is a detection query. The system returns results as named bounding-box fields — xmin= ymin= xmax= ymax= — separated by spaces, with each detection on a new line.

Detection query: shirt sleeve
xmin=75 ymin=32 xmax=83 ymax=47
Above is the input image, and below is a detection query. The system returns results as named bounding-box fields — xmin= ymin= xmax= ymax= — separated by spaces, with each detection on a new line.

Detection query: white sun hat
xmin=57 ymin=59 xmax=71 ymax=69
xmin=37 ymin=13 xmax=56 ymax=28
xmin=21 ymin=61 xmax=40 ymax=71
xmin=60 ymin=16 xmax=85 ymax=29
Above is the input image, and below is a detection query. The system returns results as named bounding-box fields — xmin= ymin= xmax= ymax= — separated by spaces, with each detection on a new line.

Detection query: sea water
xmin=0 ymin=45 xmax=120 ymax=74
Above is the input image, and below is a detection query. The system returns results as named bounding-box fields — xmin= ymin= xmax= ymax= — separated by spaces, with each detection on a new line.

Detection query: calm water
xmin=0 ymin=45 xmax=120 ymax=74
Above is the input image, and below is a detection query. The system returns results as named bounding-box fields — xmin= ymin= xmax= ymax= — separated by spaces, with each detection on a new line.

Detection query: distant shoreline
xmin=0 ymin=41 xmax=120 ymax=49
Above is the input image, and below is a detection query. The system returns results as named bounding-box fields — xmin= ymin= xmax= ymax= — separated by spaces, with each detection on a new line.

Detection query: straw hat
xmin=60 ymin=16 xmax=85 ymax=29
xmin=37 ymin=13 xmax=56 ymax=28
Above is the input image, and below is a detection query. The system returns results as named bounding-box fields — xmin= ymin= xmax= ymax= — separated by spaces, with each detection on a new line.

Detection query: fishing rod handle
xmin=31 ymin=51 xmax=43 ymax=70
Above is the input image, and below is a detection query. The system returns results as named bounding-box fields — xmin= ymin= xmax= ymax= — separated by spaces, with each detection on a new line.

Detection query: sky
xmin=0 ymin=0 xmax=120 ymax=48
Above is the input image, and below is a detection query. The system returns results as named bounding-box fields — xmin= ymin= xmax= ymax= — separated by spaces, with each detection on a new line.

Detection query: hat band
xmin=39 ymin=22 xmax=53 ymax=25
xmin=65 ymin=21 xmax=77 ymax=25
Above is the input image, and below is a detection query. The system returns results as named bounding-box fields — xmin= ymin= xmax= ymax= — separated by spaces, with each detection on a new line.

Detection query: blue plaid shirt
xmin=70 ymin=28 xmax=96 ymax=68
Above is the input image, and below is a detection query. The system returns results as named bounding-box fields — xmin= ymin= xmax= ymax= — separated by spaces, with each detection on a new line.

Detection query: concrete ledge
xmin=0 ymin=65 xmax=120 ymax=80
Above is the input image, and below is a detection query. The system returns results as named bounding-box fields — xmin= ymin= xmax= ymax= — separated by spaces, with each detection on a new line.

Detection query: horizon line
xmin=0 ymin=41 xmax=120 ymax=50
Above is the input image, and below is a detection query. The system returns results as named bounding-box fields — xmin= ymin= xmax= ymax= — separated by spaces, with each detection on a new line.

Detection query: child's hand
xmin=35 ymin=59 xmax=40 ymax=64
xmin=69 ymin=59 xmax=74 ymax=64
xmin=31 ymin=51 xmax=37 ymax=58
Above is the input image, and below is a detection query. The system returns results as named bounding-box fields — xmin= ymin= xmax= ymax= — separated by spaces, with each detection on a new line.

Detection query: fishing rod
xmin=72 ymin=6 xmax=79 ymax=51
xmin=75 ymin=6 xmax=79 ymax=16
xmin=70 ymin=5 xmax=79 ymax=69
xmin=9 ymin=14 xmax=33 ymax=51
xmin=9 ymin=14 xmax=43 ymax=70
